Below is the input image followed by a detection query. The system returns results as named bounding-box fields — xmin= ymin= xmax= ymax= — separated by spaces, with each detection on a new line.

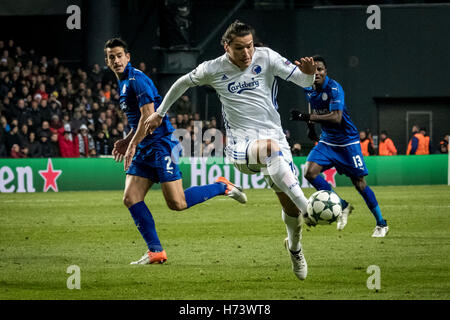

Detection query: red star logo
xmin=39 ymin=159 xmax=62 ymax=192
xmin=323 ymin=167 xmax=337 ymax=188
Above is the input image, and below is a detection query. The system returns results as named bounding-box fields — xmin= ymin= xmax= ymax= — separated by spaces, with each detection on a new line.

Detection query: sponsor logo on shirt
xmin=315 ymin=108 xmax=330 ymax=115
xmin=221 ymin=74 xmax=229 ymax=81
xmin=227 ymin=78 xmax=260 ymax=94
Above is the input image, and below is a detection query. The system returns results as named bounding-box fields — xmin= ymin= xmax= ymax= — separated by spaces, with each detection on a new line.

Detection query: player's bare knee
xmin=352 ymin=177 xmax=366 ymax=192
xmin=304 ymin=169 xmax=316 ymax=182
xmin=123 ymin=194 xmax=138 ymax=208
xmin=304 ymin=162 xmax=319 ymax=182
xmin=166 ymin=200 xmax=187 ymax=211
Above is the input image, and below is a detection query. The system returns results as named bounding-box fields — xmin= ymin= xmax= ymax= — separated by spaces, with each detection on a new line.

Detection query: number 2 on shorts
xmin=164 ymin=156 xmax=173 ymax=172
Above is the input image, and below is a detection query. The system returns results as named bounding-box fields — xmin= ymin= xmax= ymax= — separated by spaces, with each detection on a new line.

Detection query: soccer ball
xmin=306 ymin=190 xmax=342 ymax=225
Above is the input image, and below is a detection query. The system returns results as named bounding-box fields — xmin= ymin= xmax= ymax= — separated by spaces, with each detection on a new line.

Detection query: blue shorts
xmin=126 ymin=134 xmax=182 ymax=183
xmin=306 ymin=141 xmax=369 ymax=178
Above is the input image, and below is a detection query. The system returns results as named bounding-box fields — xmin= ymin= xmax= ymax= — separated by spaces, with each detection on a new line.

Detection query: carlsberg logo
xmin=228 ymin=79 xmax=260 ymax=94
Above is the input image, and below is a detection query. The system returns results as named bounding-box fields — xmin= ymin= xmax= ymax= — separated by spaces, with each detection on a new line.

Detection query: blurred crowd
xmin=0 ymin=39 xmax=224 ymax=159
xmin=359 ymin=127 xmax=449 ymax=156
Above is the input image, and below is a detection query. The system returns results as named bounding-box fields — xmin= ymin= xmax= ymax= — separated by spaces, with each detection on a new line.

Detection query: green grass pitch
xmin=0 ymin=185 xmax=449 ymax=300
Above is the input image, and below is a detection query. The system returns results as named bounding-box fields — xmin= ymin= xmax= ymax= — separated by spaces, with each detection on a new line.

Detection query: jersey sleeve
xmin=267 ymin=48 xmax=298 ymax=80
xmin=329 ymin=84 xmax=345 ymax=111
xmin=267 ymin=48 xmax=315 ymax=87
xmin=131 ymin=73 xmax=161 ymax=108
xmin=187 ymin=61 xmax=210 ymax=86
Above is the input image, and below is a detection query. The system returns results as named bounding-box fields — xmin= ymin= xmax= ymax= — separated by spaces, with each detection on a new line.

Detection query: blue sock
xmin=358 ymin=186 xmax=386 ymax=226
xmin=311 ymin=175 xmax=332 ymax=191
xmin=311 ymin=175 xmax=348 ymax=209
xmin=184 ymin=183 xmax=227 ymax=209
xmin=128 ymin=201 xmax=163 ymax=252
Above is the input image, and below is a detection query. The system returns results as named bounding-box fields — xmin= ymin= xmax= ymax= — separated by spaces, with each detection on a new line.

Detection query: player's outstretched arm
xmin=294 ymin=57 xmax=316 ymax=76
xmin=283 ymin=57 xmax=316 ymax=88
xmin=310 ymin=110 xmax=342 ymax=124
xmin=290 ymin=109 xmax=343 ymax=125
xmin=145 ymin=74 xmax=194 ymax=135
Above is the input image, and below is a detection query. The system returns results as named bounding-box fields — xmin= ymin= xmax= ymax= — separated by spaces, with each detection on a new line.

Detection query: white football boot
xmin=337 ymin=204 xmax=354 ymax=231
xmin=130 ymin=250 xmax=167 ymax=264
xmin=372 ymin=225 xmax=389 ymax=238
xmin=130 ymin=252 xmax=150 ymax=265
xmin=216 ymin=177 xmax=247 ymax=204
xmin=284 ymin=237 xmax=308 ymax=281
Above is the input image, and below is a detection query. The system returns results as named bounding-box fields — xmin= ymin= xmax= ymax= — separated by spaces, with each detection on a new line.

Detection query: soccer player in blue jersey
xmin=104 ymin=38 xmax=247 ymax=264
xmin=291 ymin=55 xmax=389 ymax=237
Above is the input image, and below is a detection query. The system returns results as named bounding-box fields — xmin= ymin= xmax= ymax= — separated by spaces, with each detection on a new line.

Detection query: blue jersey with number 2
xmin=118 ymin=62 xmax=181 ymax=183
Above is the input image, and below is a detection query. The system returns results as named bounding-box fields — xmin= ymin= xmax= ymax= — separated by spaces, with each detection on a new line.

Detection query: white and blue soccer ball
xmin=306 ymin=190 xmax=342 ymax=225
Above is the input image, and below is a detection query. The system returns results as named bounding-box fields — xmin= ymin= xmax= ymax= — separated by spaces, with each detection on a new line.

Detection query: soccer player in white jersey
xmin=145 ymin=21 xmax=316 ymax=280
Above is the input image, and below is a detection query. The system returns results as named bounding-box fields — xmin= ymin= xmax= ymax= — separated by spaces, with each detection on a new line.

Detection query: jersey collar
xmin=322 ymin=76 xmax=330 ymax=89
xmin=120 ymin=62 xmax=132 ymax=80
xmin=313 ymin=75 xmax=330 ymax=92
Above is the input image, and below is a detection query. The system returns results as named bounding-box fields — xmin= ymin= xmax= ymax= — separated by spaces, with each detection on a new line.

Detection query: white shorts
xmin=225 ymin=137 xmax=295 ymax=192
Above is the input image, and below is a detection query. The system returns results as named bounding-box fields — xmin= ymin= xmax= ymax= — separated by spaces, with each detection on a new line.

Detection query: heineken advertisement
xmin=0 ymin=155 xmax=448 ymax=193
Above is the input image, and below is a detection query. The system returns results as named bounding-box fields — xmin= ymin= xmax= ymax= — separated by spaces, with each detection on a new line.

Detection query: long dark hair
xmin=221 ymin=20 xmax=255 ymax=45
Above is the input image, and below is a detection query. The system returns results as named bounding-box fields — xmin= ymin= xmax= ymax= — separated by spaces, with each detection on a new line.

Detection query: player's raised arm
xmin=145 ymin=73 xmax=197 ymax=135
xmin=268 ymin=48 xmax=316 ymax=88
xmin=294 ymin=57 xmax=316 ymax=77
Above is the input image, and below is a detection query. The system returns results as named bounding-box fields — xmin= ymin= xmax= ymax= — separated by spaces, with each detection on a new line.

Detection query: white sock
xmin=282 ymin=210 xmax=302 ymax=252
xmin=265 ymin=153 xmax=308 ymax=214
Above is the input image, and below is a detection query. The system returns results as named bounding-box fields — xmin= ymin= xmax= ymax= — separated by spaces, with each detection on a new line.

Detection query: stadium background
xmin=1 ymin=0 xmax=450 ymax=305
xmin=0 ymin=0 xmax=449 ymax=158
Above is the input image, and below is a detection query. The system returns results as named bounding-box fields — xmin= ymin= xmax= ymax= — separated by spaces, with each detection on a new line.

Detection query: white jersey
xmin=187 ymin=47 xmax=314 ymax=142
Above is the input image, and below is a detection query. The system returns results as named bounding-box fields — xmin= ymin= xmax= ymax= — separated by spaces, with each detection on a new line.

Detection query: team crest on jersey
xmin=122 ymin=84 xmax=127 ymax=94
xmin=251 ymin=65 xmax=262 ymax=75
xmin=322 ymin=92 xmax=328 ymax=101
